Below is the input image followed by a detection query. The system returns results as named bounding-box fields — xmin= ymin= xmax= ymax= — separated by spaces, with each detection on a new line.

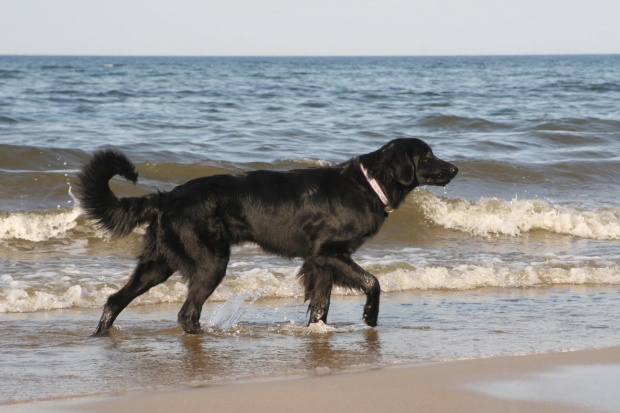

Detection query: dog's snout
xmin=449 ymin=164 xmax=458 ymax=176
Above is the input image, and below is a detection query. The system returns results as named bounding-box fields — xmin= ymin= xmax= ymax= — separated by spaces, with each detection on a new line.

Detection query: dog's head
xmin=379 ymin=138 xmax=458 ymax=188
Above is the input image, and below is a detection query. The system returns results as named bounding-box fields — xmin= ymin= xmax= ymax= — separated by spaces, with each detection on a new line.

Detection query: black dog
xmin=76 ymin=138 xmax=457 ymax=335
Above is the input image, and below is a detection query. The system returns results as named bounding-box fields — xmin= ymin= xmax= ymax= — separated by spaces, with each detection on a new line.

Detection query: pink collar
xmin=360 ymin=164 xmax=394 ymax=214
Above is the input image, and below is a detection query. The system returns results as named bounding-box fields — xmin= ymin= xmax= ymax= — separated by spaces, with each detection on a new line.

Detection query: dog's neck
xmin=359 ymin=163 xmax=394 ymax=214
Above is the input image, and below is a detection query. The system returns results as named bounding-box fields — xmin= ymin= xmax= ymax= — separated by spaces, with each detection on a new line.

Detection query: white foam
xmin=2 ymin=259 xmax=620 ymax=313
xmin=0 ymin=208 xmax=82 ymax=242
xmin=418 ymin=192 xmax=620 ymax=240
xmin=4 ymin=188 xmax=616 ymax=246
xmin=288 ymin=158 xmax=334 ymax=167
xmin=0 ymin=285 xmax=83 ymax=312
xmin=0 ymin=263 xmax=191 ymax=313
xmin=377 ymin=264 xmax=620 ymax=291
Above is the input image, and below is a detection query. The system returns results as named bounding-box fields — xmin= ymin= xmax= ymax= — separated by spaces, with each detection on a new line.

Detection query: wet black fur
xmin=76 ymin=138 xmax=458 ymax=335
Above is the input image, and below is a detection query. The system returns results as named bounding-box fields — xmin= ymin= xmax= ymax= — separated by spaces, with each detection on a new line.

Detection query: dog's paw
xmin=90 ymin=330 xmax=111 ymax=338
xmin=363 ymin=314 xmax=378 ymax=327
xmin=183 ymin=326 xmax=205 ymax=335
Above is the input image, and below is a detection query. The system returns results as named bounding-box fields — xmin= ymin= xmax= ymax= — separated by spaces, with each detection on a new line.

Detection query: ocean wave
xmin=2 ymin=261 xmax=618 ymax=313
xmin=0 ymin=69 xmax=23 ymax=79
xmin=526 ymin=117 xmax=620 ymax=133
xmin=2 ymin=188 xmax=619 ymax=244
xmin=285 ymin=158 xmax=335 ymax=167
xmin=411 ymin=114 xmax=512 ymax=131
xmin=541 ymin=80 xmax=620 ymax=93
xmin=96 ymin=89 xmax=134 ymax=98
xmin=0 ymin=115 xmax=19 ymax=124
xmin=0 ymin=144 xmax=84 ymax=171
xmin=417 ymin=191 xmax=620 ymax=240
xmin=0 ymin=208 xmax=82 ymax=242
xmin=377 ymin=264 xmax=620 ymax=291
xmin=0 ymin=275 xmax=189 ymax=313
xmin=588 ymin=82 xmax=620 ymax=92
xmin=41 ymin=65 xmax=78 ymax=70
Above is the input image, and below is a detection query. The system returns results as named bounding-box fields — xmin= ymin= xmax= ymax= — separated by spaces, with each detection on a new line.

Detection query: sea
xmin=1 ymin=55 xmax=619 ymax=405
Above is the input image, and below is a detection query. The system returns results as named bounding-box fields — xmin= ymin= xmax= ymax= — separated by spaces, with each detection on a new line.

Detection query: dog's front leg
xmin=360 ymin=273 xmax=380 ymax=327
xmin=326 ymin=256 xmax=381 ymax=327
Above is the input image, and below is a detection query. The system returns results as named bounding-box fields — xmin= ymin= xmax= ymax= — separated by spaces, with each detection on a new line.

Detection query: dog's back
xmin=156 ymin=166 xmax=384 ymax=258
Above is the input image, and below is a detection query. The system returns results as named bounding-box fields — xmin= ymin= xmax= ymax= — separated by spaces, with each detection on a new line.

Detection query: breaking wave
xmin=2 ymin=191 xmax=619 ymax=244
xmin=417 ymin=191 xmax=620 ymax=240
xmin=0 ymin=208 xmax=82 ymax=242
xmin=2 ymin=257 xmax=619 ymax=313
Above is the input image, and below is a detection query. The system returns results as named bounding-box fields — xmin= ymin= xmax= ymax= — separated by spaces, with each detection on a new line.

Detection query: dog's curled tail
xmin=75 ymin=149 xmax=159 ymax=237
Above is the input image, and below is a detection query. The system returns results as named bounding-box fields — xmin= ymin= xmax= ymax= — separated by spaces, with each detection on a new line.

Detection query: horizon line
xmin=1 ymin=52 xmax=619 ymax=59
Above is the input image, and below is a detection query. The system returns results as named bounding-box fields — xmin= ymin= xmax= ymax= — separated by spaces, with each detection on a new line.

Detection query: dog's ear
xmin=383 ymin=144 xmax=416 ymax=186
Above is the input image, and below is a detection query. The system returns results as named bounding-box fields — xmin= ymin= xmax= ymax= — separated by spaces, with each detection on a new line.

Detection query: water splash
xmin=307 ymin=320 xmax=337 ymax=333
xmin=207 ymin=292 xmax=257 ymax=330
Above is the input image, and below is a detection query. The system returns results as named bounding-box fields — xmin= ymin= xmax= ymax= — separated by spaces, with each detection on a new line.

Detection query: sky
xmin=1 ymin=0 xmax=619 ymax=56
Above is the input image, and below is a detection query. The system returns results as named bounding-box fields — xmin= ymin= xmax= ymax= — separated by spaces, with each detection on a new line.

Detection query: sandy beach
xmin=4 ymin=347 xmax=618 ymax=413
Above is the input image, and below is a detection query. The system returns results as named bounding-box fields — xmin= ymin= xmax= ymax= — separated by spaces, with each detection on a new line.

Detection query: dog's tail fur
xmin=75 ymin=149 xmax=159 ymax=237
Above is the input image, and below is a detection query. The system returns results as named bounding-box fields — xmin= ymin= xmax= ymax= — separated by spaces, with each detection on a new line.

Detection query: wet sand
xmin=7 ymin=347 xmax=619 ymax=413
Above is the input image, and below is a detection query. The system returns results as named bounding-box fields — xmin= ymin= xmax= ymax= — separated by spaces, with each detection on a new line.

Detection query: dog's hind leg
xmin=299 ymin=259 xmax=334 ymax=325
xmin=309 ymin=292 xmax=332 ymax=325
xmin=93 ymin=257 xmax=174 ymax=336
xmin=308 ymin=284 xmax=332 ymax=325
xmin=177 ymin=250 xmax=230 ymax=334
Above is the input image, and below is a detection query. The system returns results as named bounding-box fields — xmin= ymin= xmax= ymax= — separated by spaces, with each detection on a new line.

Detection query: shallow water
xmin=1 ymin=286 xmax=619 ymax=404
xmin=1 ymin=55 xmax=619 ymax=403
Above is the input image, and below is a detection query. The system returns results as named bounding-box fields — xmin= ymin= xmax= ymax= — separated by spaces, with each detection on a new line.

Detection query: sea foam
xmin=418 ymin=191 xmax=620 ymax=240
xmin=0 ymin=208 xmax=81 ymax=242
xmin=2 ymin=261 xmax=619 ymax=313
xmin=377 ymin=264 xmax=620 ymax=291
xmin=3 ymin=190 xmax=618 ymax=243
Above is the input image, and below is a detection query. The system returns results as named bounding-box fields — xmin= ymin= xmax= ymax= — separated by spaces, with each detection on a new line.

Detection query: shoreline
xmin=4 ymin=347 xmax=620 ymax=413
xmin=3 ymin=286 xmax=618 ymax=405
